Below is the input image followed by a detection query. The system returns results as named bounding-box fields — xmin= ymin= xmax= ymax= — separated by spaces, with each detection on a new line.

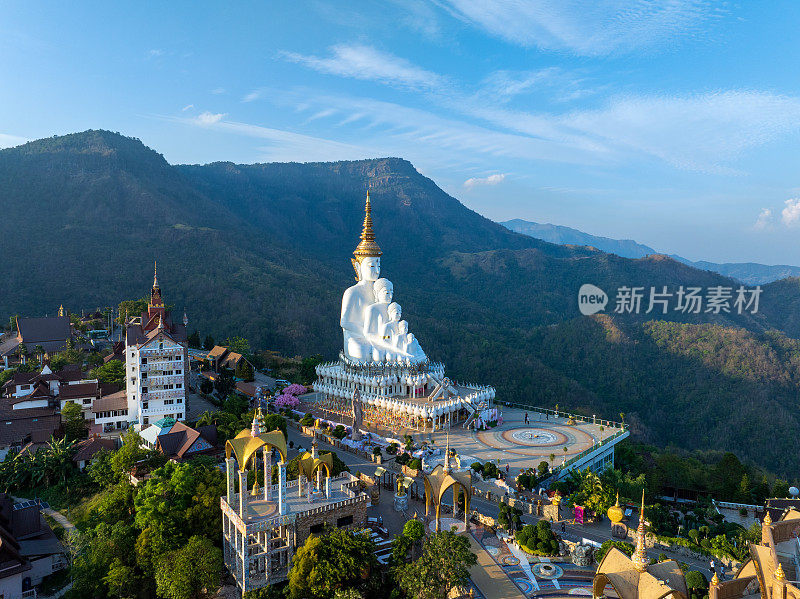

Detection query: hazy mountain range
xmin=501 ymin=219 xmax=800 ymax=285
xmin=3 ymin=130 xmax=800 ymax=477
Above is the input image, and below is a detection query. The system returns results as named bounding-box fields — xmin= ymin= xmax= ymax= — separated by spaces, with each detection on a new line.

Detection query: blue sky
xmin=3 ymin=1 xmax=800 ymax=264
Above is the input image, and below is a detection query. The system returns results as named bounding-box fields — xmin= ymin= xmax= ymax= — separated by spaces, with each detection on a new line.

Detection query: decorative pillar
xmin=435 ymin=504 xmax=441 ymax=532
xmin=325 ymin=476 xmax=331 ymax=499
xmin=226 ymin=457 xmax=236 ymax=506
xmin=299 ymin=475 xmax=305 ymax=497
xmin=464 ymin=495 xmax=470 ymax=530
xmin=238 ymin=470 xmax=249 ymax=519
xmin=278 ymin=463 xmax=287 ymax=515
xmin=264 ymin=448 xmax=272 ymax=501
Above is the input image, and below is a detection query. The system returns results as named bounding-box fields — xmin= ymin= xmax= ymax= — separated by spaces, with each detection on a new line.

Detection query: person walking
xmin=524 ymin=412 xmax=529 ymax=425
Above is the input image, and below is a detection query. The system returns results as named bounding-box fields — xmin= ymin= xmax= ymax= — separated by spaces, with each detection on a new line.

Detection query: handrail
xmin=495 ymin=401 xmax=627 ymax=430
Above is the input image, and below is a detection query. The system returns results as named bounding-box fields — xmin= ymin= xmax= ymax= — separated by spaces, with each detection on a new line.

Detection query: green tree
xmin=110 ymin=431 xmax=148 ymax=482
xmin=187 ymin=330 xmax=201 ymax=348
xmin=773 ymin=479 xmax=790 ymax=498
xmin=223 ymin=336 xmax=251 ymax=356
xmin=288 ymin=528 xmax=377 ymax=599
xmin=396 ymin=530 xmax=477 ymax=599
xmin=91 ymin=359 xmax=126 ymax=388
xmin=117 ymin=297 xmax=149 ymax=325
xmin=403 ymin=519 xmax=425 ymax=560
xmin=214 ymin=368 xmax=236 ymax=397
xmin=236 ymin=359 xmax=255 ymax=382
xmin=62 ymin=401 xmax=87 ymax=441
xmin=203 ymin=335 xmax=215 ymax=351
xmin=154 ymin=535 xmax=222 ymax=599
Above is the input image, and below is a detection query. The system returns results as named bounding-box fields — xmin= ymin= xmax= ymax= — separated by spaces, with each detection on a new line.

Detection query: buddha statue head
xmin=373 ymin=278 xmax=393 ymax=303
xmin=351 ymin=191 xmax=383 ymax=281
xmin=388 ymin=302 xmax=402 ymax=322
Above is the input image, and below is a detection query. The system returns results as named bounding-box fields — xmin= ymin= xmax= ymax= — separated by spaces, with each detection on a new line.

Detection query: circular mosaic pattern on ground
xmin=507 ymin=428 xmax=566 ymax=447
xmin=532 ymin=563 xmax=564 ymax=579
xmin=502 ymin=555 xmax=521 ymax=566
xmin=485 ymin=545 xmax=501 ymax=556
xmin=476 ymin=424 xmax=595 ymax=457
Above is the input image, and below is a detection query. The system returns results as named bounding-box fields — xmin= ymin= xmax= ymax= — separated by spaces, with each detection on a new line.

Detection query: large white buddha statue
xmin=340 ymin=192 xmax=383 ymax=362
xmin=341 ymin=191 xmax=428 ymax=364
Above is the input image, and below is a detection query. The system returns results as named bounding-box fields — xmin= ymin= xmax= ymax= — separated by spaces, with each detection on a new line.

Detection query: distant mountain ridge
xmin=501 ymin=218 xmax=800 ymax=285
xmin=3 ymin=130 xmax=800 ymax=476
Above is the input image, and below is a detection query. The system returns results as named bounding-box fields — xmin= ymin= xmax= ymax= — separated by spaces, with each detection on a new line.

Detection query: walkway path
xmin=501 ymin=534 xmax=540 ymax=591
xmin=11 ymin=496 xmax=75 ymax=532
xmin=465 ymin=532 xmax=527 ymax=599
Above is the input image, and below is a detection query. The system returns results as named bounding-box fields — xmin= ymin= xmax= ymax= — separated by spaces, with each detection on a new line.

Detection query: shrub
xmin=331 ymin=425 xmax=346 ymax=439
xmin=538 ymin=461 xmax=549 ymax=475
xmin=386 ymin=443 xmax=399 ymax=455
xmin=372 ymin=446 xmax=382 ymax=456
xmin=517 ymin=520 xmax=559 ymax=555
xmin=483 ymin=462 xmax=499 ymax=479
xmin=300 ymin=413 xmax=314 ymax=427
xmin=407 ymin=458 xmax=422 ymax=471
xmin=470 ymin=462 xmax=483 ymax=474
xmin=395 ymin=453 xmax=410 ymax=466
xmin=594 ymin=540 xmax=635 ymax=563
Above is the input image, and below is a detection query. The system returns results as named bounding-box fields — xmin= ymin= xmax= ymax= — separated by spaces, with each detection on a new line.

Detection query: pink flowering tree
xmin=282 ymin=383 xmax=307 ymax=396
xmin=273 ymin=394 xmax=300 ymax=409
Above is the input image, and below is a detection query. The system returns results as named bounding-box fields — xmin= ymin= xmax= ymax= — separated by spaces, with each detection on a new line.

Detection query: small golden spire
xmin=711 ymin=572 xmax=720 ymax=586
xmin=633 ymin=489 xmax=648 ymax=572
xmin=764 ymin=511 xmax=772 ymax=526
xmin=776 ymin=563 xmax=786 ymax=581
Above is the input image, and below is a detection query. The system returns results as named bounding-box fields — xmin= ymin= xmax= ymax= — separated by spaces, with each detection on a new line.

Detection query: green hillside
xmin=2 ymin=130 xmax=799 ymax=476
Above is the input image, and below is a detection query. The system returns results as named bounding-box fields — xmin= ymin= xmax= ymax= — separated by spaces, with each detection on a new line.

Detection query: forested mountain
xmin=502 ymin=218 xmax=800 ymax=285
xmin=2 ymin=130 xmax=799 ymax=476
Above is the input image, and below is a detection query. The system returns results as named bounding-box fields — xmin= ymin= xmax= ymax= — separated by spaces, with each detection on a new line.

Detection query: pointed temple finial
xmin=58 ymin=304 xmax=65 ymax=317
xmin=763 ymin=511 xmax=772 ymax=526
xmin=352 ymin=190 xmax=382 ymax=262
xmin=711 ymin=572 xmax=720 ymax=586
xmin=183 ymin=308 xmax=188 ymax=327
xmin=153 ymin=260 xmax=159 ymax=288
xmin=157 ymin=313 xmax=164 ymax=330
xmin=776 ymin=563 xmax=786 ymax=581
xmin=632 ymin=489 xmax=648 ymax=572
xmin=250 ymin=411 xmax=261 ymax=437
xmin=150 ymin=261 xmax=163 ymax=307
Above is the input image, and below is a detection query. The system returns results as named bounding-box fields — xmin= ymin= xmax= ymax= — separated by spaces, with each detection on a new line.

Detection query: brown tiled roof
xmin=9 ymin=382 xmax=53 ymax=405
xmin=2 ymin=372 xmax=38 ymax=389
xmin=207 ymin=346 xmax=228 ymax=359
xmin=72 ymin=436 xmax=115 ymax=463
xmin=91 ymin=390 xmax=127 ymax=413
xmin=155 ymin=421 xmax=215 ymax=459
xmin=16 ymin=316 xmax=71 ymax=344
xmin=221 ymin=352 xmax=244 ymax=369
xmin=0 ymin=407 xmax=60 ymax=448
xmin=56 ymin=365 xmax=85 ymax=383
xmin=59 ymin=382 xmax=98 ymax=400
xmin=236 ymin=382 xmax=257 ymax=397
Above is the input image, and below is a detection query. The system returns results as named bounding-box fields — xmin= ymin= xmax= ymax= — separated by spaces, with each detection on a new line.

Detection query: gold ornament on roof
xmin=776 ymin=563 xmax=786 ymax=581
xmin=763 ymin=511 xmax=772 ymax=526
xmin=711 ymin=572 xmax=720 ymax=586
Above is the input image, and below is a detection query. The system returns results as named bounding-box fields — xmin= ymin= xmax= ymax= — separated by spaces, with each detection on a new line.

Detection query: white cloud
xmin=194 ymin=112 xmax=226 ymax=125
xmin=147 ymin=49 xmax=164 ymax=58
xmin=781 ymin=199 xmax=800 ymax=227
xmin=280 ymin=44 xmax=446 ymax=91
xmin=463 ymin=173 xmax=506 ymax=189
xmin=754 ymin=208 xmax=773 ymax=230
xmin=162 ymin=113 xmax=375 ymax=163
xmin=242 ymin=89 xmax=264 ymax=103
xmin=437 ymin=0 xmax=720 ymax=56
xmin=210 ymin=87 xmax=226 ymax=95
xmin=181 ymin=104 xmax=194 ymax=111
xmin=0 ymin=133 xmax=28 ymax=149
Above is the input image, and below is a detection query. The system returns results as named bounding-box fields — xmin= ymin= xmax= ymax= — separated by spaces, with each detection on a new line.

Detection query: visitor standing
xmin=524 ymin=412 xmax=529 ymax=424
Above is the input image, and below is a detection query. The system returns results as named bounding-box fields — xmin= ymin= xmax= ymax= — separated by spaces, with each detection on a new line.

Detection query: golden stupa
xmin=607 ymin=491 xmax=624 ymax=524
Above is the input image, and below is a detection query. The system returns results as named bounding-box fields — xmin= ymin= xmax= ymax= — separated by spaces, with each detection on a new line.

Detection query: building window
xmin=176 ymin=383 xmax=182 ymax=389
xmin=142 ymin=387 xmax=148 ymax=394
xmin=177 ymin=397 xmax=182 ymax=403
xmin=141 ymin=357 xmax=147 ymax=364
xmin=83 ymin=398 xmax=91 ymax=405
xmin=164 ymin=400 xmax=174 ymax=405
xmin=177 ymin=413 xmax=182 ymax=419
xmin=176 ymin=369 xmax=182 ymax=375
xmin=142 ymin=402 xmax=148 ymax=410
xmin=143 ymin=417 xmax=149 ymax=425
xmin=310 ymin=523 xmax=324 ymax=534
xmin=337 ymin=515 xmax=353 ymax=528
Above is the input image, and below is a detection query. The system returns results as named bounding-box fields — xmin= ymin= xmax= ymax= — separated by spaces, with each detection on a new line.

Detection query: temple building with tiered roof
xmin=124 ymin=264 xmax=189 ymax=426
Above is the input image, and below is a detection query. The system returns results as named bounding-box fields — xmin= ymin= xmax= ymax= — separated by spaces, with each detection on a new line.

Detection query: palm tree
xmin=549 ymin=453 xmax=556 ymax=469
xmin=33 ymin=345 xmax=44 ymax=365
xmin=563 ymin=446 xmax=568 ymax=465
xmin=599 ymin=425 xmax=605 ymax=443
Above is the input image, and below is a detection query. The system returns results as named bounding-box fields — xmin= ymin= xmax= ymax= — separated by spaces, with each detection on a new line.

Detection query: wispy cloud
xmin=754 ymin=208 xmax=773 ymax=230
xmin=210 ymin=87 xmax=226 ymax=95
xmin=242 ymin=89 xmax=264 ymax=103
xmin=162 ymin=113 xmax=375 ymax=163
xmin=182 ymin=104 xmax=194 ymax=112
xmin=147 ymin=48 xmax=164 ymax=59
xmin=782 ymin=199 xmax=800 ymax=226
xmin=463 ymin=173 xmax=506 ymax=189
xmin=194 ymin=111 xmax=226 ymax=125
xmin=279 ymin=44 xmax=446 ymax=91
xmin=480 ymin=68 xmax=602 ymax=103
xmin=436 ymin=0 xmax=721 ymax=56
